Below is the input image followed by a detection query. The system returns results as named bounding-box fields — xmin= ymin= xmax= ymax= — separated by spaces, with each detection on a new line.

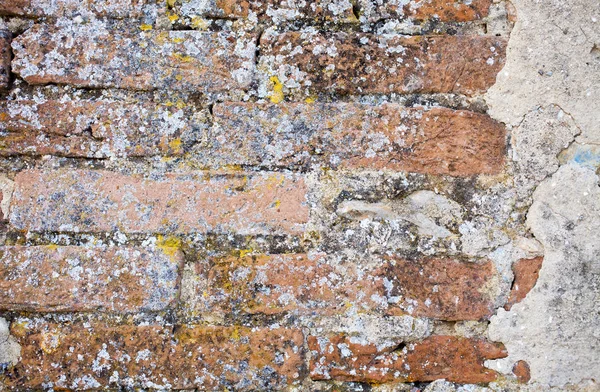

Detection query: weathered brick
xmin=0 ymin=0 xmax=160 ymax=19
xmin=0 ymin=98 xmax=207 ymax=158
xmin=512 ymin=360 xmax=531 ymax=383
xmin=212 ymin=102 xmax=505 ymax=175
xmin=504 ymin=256 xmax=544 ymax=310
xmin=188 ymin=254 xmax=498 ymax=320
xmin=9 ymin=169 xmax=308 ymax=235
xmin=260 ymin=31 xmax=506 ymax=97
xmin=358 ymin=0 xmax=493 ymax=23
xmin=6 ymin=321 xmax=304 ymax=390
xmin=12 ymin=23 xmax=255 ymax=93
xmin=0 ymin=245 xmax=181 ymax=313
xmin=0 ymin=30 xmax=10 ymax=90
xmin=173 ymin=0 xmax=356 ymax=23
xmin=308 ymin=334 xmax=507 ymax=383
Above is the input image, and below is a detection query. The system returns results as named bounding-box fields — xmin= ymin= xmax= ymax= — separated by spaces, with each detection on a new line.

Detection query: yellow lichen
xmin=46 ymin=244 xmax=59 ymax=251
xmin=191 ymin=16 xmax=209 ymax=30
xmin=139 ymin=24 xmax=153 ymax=31
xmin=175 ymin=74 xmax=183 ymax=81
xmin=273 ymin=199 xmax=281 ymax=208
xmin=166 ymin=0 xmax=176 ymax=7
xmin=156 ymin=235 xmax=182 ymax=260
xmin=169 ymin=138 xmax=183 ymax=153
xmin=305 ymin=96 xmax=317 ymax=103
xmin=168 ymin=13 xmax=179 ymax=22
xmin=172 ymin=53 xmax=193 ymax=63
xmin=238 ymin=248 xmax=254 ymax=258
xmin=268 ymin=76 xmax=285 ymax=104
xmin=171 ymin=37 xmax=185 ymax=44
xmin=231 ymin=327 xmax=241 ymax=341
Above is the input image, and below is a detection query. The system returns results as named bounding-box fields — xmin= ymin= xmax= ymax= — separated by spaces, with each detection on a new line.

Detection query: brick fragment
xmin=504 ymin=256 xmax=544 ymax=310
xmin=188 ymin=254 xmax=498 ymax=321
xmin=0 ymin=98 xmax=207 ymax=158
xmin=12 ymin=23 xmax=255 ymax=93
xmin=359 ymin=0 xmax=493 ymax=23
xmin=0 ymin=0 xmax=160 ymax=19
xmin=512 ymin=360 xmax=531 ymax=383
xmin=9 ymin=169 xmax=307 ymax=235
xmin=308 ymin=334 xmax=507 ymax=383
xmin=6 ymin=321 xmax=304 ymax=390
xmin=0 ymin=30 xmax=10 ymax=90
xmin=213 ymin=102 xmax=505 ymax=175
xmin=0 ymin=245 xmax=181 ymax=313
xmin=260 ymin=31 xmax=506 ymax=97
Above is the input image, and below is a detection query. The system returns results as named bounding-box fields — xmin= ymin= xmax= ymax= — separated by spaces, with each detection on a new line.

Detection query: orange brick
xmin=189 ymin=254 xmax=498 ymax=321
xmin=6 ymin=321 xmax=304 ymax=390
xmin=308 ymin=334 xmax=507 ymax=383
xmin=505 ymin=256 xmax=544 ymax=310
xmin=9 ymin=169 xmax=308 ymax=235
xmin=0 ymin=99 xmax=207 ymax=158
xmin=12 ymin=24 xmax=256 ymax=93
xmin=213 ymin=102 xmax=506 ymax=175
xmin=260 ymin=32 xmax=506 ymax=97
xmin=0 ymin=246 xmax=181 ymax=313
xmin=359 ymin=0 xmax=493 ymax=23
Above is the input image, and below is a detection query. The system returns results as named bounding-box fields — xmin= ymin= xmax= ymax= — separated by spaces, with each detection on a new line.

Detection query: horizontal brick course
xmin=0 ymin=98 xmax=207 ymax=158
xmin=0 ymin=0 xmax=159 ymax=18
xmin=358 ymin=0 xmax=493 ymax=23
xmin=260 ymin=32 xmax=506 ymax=97
xmin=213 ymin=102 xmax=506 ymax=175
xmin=308 ymin=334 xmax=507 ymax=383
xmin=0 ymin=245 xmax=181 ymax=313
xmin=6 ymin=321 xmax=304 ymax=390
xmin=12 ymin=23 xmax=256 ymax=93
xmin=9 ymin=169 xmax=308 ymax=235
xmin=188 ymin=254 xmax=498 ymax=320
xmin=174 ymin=0 xmax=356 ymax=22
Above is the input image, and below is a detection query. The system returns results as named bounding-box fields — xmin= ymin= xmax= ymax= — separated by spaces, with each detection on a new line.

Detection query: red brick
xmin=11 ymin=23 xmax=256 ymax=93
xmin=308 ymin=334 xmax=507 ymax=383
xmin=213 ymin=102 xmax=506 ymax=175
xmin=0 ymin=98 xmax=207 ymax=158
xmin=188 ymin=254 xmax=498 ymax=321
xmin=504 ymin=256 xmax=544 ymax=310
xmin=512 ymin=360 xmax=531 ymax=383
xmin=260 ymin=32 xmax=506 ymax=97
xmin=0 ymin=245 xmax=181 ymax=313
xmin=359 ymin=0 xmax=493 ymax=23
xmin=0 ymin=30 xmax=10 ymax=90
xmin=6 ymin=321 xmax=304 ymax=390
xmin=0 ymin=0 xmax=159 ymax=18
xmin=174 ymin=0 xmax=356 ymax=22
xmin=9 ymin=169 xmax=308 ymax=235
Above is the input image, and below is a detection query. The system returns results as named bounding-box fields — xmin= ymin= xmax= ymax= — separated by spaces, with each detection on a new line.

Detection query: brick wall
xmin=0 ymin=1 xmax=537 ymax=390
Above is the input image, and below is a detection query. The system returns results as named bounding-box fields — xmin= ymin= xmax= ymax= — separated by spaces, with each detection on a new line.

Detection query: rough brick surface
xmin=0 ymin=245 xmax=181 ymax=313
xmin=0 ymin=0 xmax=160 ymax=18
xmin=260 ymin=32 xmax=506 ymax=97
xmin=6 ymin=321 xmax=304 ymax=390
xmin=308 ymin=334 xmax=507 ymax=383
xmin=188 ymin=254 xmax=497 ymax=320
xmin=0 ymin=98 xmax=207 ymax=158
xmin=358 ymin=0 xmax=493 ymax=23
xmin=504 ymin=256 xmax=543 ymax=310
xmin=0 ymin=30 xmax=10 ymax=90
xmin=173 ymin=0 xmax=356 ymax=23
xmin=11 ymin=23 xmax=255 ymax=93
xmin=213 ymin=102 xmax=506 ymax=174
xmin=9 ymin=169 xmax=308 ymax=235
